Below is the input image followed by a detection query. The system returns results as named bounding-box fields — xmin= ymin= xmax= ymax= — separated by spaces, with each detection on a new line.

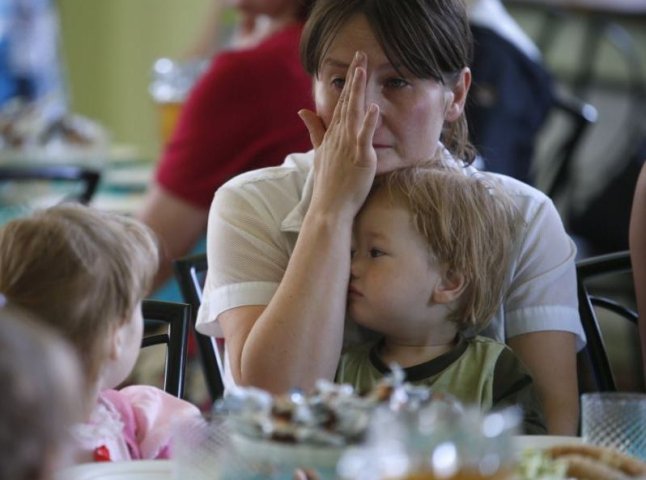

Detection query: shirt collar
xmin=279 ymin=145 xmax=468 ymax=234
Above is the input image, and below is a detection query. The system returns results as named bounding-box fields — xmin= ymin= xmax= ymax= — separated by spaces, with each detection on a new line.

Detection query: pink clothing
xmin=71 ymin=385 xmax=202 ymax=462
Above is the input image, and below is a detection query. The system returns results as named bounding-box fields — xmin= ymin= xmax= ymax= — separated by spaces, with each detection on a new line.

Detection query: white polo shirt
xmin=196 ymin=149 xmax=585 ymax=389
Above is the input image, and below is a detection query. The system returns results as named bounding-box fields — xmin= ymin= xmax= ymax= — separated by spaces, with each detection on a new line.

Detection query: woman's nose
xmin=364 ymin=83 xmax=385 ymax=118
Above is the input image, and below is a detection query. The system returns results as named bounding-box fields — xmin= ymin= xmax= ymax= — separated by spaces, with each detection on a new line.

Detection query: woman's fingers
xmin=298 ymin=109 xmax=326 ymax=148
xmin=357 ymin=103 xmax=379 ymax=161
xmin=346 ymin=54 xmax=367 ymax=130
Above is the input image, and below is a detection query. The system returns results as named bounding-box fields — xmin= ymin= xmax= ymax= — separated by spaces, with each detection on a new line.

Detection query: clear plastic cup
xmin=581 ymin=392 xmax=646 ymax=461
xmin=149 ymin=57 xmax=208 ymax=142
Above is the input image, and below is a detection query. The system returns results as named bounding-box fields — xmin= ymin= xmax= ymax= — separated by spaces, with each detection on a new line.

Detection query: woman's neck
xmin=379 ymin=334 xmax=459 ymax=368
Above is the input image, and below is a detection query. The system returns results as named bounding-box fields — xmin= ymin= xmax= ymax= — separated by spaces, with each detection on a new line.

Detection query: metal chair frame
xmin=576 ymin=250 xmax=638 ymax=392
xmin=141 ymin=299 xmax=191 ymax=399
xmin=174 ymin=253 xmax=225 ymax=400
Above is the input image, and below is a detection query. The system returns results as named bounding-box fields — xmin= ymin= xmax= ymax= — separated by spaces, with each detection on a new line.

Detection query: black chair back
xmin=576 ymin=250 xmax=638 ymax=392
xmin=174 ymin=253 xmax=225 ymax=400
xmin=141 ymin=299 xmax=191 ymax=399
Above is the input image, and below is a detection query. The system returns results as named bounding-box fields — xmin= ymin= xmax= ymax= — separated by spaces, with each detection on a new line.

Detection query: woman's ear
xmin=431 ymin=269 xmax=467 ymax=304
xmin=444 ymin=67 xmax=472 ymax=122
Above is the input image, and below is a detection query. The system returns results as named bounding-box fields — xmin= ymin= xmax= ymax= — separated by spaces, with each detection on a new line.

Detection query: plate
xmin=230 ymin=432 xmax=344 ymax=470
xmin=514 ymin=435 xmax=582 ymax=452
xmin=55 ymin=460 xmax=172 ymax=480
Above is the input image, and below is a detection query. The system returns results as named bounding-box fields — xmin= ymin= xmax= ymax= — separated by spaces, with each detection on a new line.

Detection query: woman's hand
xmin=299 ymin=51 xmax=380 ymax=219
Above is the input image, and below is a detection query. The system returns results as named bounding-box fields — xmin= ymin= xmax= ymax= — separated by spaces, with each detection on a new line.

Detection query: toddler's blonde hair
xmin=0 ymin=203 xmax=159 ymax=384
xmin=371 ymin=165 xmax=521 ymax=331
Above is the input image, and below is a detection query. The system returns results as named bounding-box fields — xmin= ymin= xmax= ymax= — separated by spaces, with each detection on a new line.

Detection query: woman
xmin=196 ymin=0 xmax=584 ymax=435
xmin=138 ymin=0 xmax=315 ymax=288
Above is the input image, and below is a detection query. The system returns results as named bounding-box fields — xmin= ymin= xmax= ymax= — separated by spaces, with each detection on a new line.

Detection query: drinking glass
xmin=581 ymin=392 xmax=646 ymax=461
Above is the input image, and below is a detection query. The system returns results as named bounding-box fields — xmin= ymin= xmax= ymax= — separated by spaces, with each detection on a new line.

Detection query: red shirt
xmin=156 ymin=23 xmax=314 ymax=209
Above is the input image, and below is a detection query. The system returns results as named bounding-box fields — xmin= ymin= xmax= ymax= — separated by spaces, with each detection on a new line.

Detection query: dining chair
xmin=576 ymin=250 xmax=639 ymax=393
xmin=173 ymin=253 xmax=225 ymax=400
xmin=540 ymin=87 xmax=598 ymax=201
xmin=141 ymin=299 xmax=191 ymax=399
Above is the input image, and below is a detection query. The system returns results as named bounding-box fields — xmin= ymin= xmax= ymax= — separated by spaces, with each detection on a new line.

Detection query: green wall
xmin=58 ymin=0 xmax=211 ymax=161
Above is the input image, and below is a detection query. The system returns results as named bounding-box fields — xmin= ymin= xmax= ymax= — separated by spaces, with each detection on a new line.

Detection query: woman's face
xmin=314 ymin=14 xmax=469 ymax=173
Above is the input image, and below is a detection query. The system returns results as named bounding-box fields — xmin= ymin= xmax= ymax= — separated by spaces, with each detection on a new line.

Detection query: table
xmin=0 ymin=145 xmax=152 ymax=220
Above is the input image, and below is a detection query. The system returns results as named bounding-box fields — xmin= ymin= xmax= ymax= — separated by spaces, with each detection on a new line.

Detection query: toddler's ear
xmin=431 ymin=269 xmax=467 ymax=304
xmin=108 ymin=321 xmax=127 ymax=360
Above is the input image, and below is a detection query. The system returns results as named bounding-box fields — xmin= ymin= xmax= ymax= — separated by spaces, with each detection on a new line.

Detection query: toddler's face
xmin=349 ymin=193 xmax=446 ymax=340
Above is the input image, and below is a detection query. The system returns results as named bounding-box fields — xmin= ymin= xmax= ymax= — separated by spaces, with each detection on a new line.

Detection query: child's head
xmin=0 ymin=304 xmax=83 ymax=480
xmin=0 ymin=204 xmax=159 ymax=387
xmin=350 ymin=165 xmax=519 ymax=334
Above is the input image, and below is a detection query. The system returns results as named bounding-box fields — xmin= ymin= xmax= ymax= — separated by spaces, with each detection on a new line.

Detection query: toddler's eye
xmin=370 ymin=249 xmax=384 ymax=258
xmin=350 ymin=249 xmax=356 ymax=258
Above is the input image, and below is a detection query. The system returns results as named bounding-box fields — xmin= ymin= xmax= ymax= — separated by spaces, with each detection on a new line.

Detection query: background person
xmin=138 ymin=0 xmax=315 ymax=290
xmin=337 ymin=165 xmax=545 ymax=434
xmin=196 ymin=0 xmax=583 ymax=435
xmin=0 ymin=204 xmax=202 ymax=463
xmin=465 ymin=0 xmax=553 ymax=184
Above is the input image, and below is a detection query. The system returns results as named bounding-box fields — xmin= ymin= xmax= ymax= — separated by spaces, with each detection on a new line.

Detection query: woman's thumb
xmin=298 ymin=109 xmax=326 ymax=148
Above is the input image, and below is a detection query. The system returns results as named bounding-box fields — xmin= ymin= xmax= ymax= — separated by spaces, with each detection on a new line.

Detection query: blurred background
xmin=58 ymin=0 xmax=214 ymax=161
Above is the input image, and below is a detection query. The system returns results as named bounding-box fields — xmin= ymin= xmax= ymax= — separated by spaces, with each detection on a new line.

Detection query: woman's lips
xmin=373 ymin=143 xmax=390 ymax=149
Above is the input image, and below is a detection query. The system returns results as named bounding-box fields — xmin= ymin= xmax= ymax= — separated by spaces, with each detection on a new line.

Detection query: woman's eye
xmin=370 ymin=248 xmax=385 ymax=258
xmin=331 ymin=77 xmax=346 ymax=90
xmin=385 ymin=78 xmax=409 ymax=89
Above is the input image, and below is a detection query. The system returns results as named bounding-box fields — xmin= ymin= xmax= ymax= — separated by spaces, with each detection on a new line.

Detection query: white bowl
xmin=55 ymin=460 xmax=172 ymax=480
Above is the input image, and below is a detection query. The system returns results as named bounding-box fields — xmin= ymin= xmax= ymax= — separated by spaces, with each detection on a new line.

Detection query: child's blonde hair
xmin=0 ymin=204 xmax=159 ymax=384
xmin=371 ymin=165 xmax=520 ymax=331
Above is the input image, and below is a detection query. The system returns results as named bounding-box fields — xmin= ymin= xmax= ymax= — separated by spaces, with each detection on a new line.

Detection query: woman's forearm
xmin=233 ymin=210 xmax=354 ymax=393
xmin=508 ymin=331 xmax=580 ymax=435
xmin=630 ymin=163 xmax=646 ymax=383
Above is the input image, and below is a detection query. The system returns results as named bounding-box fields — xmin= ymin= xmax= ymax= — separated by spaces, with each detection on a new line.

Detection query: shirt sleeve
xmin=196 ymin=178 xmax=293 ymax=337
xmin=492 ymin=347 xmax=547 ymax=435
xmin=118 ymin=385 xmax=204 ymax=459
xmin=498 ymin=184 xmax=585 ymax=350
xmin=460 ymin=169 xmax=583 ymax=349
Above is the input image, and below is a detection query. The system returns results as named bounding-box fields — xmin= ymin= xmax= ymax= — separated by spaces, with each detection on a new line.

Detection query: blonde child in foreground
xmin=337 ymin=165 xmax=546 ymax=434
xmin=0 ymin=305 xmax=83 ymax=480
xmin=0 ymin=204 xmax=202 ymax=462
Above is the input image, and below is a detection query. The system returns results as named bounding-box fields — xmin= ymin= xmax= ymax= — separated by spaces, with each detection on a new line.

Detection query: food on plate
xmin=516 ymin=443 xmax=646 ymax=480
xmin=216 ymin=367 xmax=459 ymax=447
xmin=546 ymin=444 xmax=646 ymax=480
xmin=0 ymin=98 xmax=108 ymax=153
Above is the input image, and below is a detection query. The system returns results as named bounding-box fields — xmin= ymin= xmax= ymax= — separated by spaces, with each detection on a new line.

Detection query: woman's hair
xmin=0 ymin=305 xmax=83 ymax=480
xmin=300 ymin=0 xmax=475 ymax=163
xmin=0 ymin=203 xmax=159 ymax=384
xmin=371 ymin=165 xmax=521 ymax=331
xmin=296 ymin=0 xmax=316 ymax=20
